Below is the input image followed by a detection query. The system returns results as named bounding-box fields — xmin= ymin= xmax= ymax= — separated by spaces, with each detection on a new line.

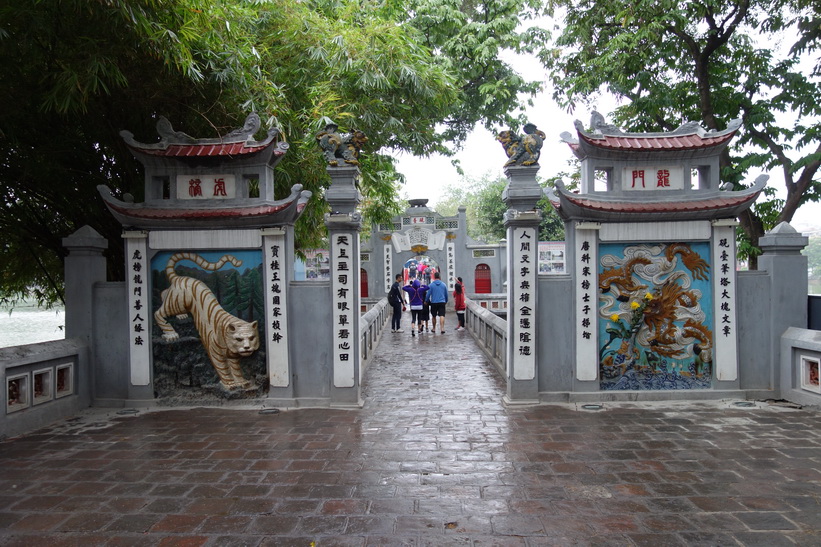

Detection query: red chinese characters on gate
xmin=631 ymin=170 xmax=646 ymax=188
xmin=624 ymin=167 xmax=682 ymax=191
xmin=656 ymin=169 xmax=670 ymax=187
xmin=176 ymin=174 xmax=236 ymax=199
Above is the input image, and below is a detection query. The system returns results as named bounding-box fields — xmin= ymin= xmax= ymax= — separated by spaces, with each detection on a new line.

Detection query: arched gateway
xmin=361 ymin=200 xmax=505 ymax=299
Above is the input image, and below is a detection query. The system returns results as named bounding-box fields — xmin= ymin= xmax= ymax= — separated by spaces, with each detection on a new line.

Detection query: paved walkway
xmin=2 ymin=318 xmax=821 ymax=546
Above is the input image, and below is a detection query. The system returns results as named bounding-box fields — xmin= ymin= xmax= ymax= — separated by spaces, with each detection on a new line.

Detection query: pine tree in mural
xmin=240 ymin=266 xmax=264 ymax=323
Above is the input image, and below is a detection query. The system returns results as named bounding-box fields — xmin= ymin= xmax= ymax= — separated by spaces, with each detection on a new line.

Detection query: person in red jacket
xmin=454 ymin=276 xmax=466 ymax=331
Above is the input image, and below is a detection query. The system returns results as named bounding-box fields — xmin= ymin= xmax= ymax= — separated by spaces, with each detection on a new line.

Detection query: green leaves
xmin=435 ymin=173 xmax=565 ymax=243
xmin=547 ymin=0 xmax=821 ymax=267
xmin=0 ymin=0 xmax=561 ymax=303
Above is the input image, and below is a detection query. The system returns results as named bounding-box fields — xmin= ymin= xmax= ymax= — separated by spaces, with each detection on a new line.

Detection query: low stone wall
xmin=468 ymin=293 xmax=508 ymax=317
xmin=780 ymin=327 xmax=821 ymax=408
xmin=0 ymin=339 xmax=90 ymax=439
xmin=465 ymin=298 xmax=506 ymax=377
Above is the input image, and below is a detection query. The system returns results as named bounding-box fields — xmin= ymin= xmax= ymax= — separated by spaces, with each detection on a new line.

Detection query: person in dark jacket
xmin=388 ymin=273 xmax=406 ymax=333
xmin=454 ymin=276 xmax=466 ymax=331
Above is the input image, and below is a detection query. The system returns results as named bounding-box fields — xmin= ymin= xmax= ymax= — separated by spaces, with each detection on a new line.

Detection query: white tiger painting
xmin=154 ymin=252 xmax=260 ymax=390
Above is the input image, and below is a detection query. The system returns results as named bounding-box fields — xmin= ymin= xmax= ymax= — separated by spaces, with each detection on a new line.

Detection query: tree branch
xmin=747 ymin=126 xmax=795 ymax=190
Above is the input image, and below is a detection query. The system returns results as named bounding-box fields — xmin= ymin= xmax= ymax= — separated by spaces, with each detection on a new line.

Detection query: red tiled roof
xmin=130 ymin=142 xmax=273 ymax=157
xmin=579 ymin=132 xmax=735 ymax=151
xmin=561 ymin=191 xmax=755 ymax=213
xmin=105 ymin=201 xmax=293 ymax=220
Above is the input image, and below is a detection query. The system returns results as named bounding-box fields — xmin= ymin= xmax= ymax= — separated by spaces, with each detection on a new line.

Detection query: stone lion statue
xmin=316 ymin=123 xmax=367 ymax=167
xmin=497 ymin=123 xmax=545 ymax=166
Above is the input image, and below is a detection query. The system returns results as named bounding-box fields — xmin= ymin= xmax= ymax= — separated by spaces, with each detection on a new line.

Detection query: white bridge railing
xmin=465 ymin=298 xmax=507 ymax=377
xmin=468 ymin=293 xmax=508 ymax=316
xmin=360 ymin=298 xmax=389 ymax=369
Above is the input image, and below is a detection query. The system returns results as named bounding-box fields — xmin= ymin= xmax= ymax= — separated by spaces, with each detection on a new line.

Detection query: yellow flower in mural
xmin=610 ymin=314 xmax=620 ymax=322
xmin=631 ymin=301 xmax=640 ymax=310
xmin=644 ymin=293 xmax=654 ymax=300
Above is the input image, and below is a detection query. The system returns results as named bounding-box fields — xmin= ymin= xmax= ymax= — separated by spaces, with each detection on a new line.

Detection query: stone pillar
xmin=325 ymin=167 xmax=364 ymax=407
xmin=121 ymin=230 xmax=152 ymax=401
xmin=455 ymin=206 xmax=468 ymax=291
xmin=62 ymin=226 xmax=108 ymax=343
xmin=502 ymin=165 xmax=541 ymax=404
xmin=758 ymin=222 xmax=809 ymax=395
xmin=263 ymin=226 xmax=294 ymax=396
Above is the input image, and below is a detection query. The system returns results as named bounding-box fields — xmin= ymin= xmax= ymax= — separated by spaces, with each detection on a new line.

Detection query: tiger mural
xmin=154 ymin=252 xmax=260 ymax=390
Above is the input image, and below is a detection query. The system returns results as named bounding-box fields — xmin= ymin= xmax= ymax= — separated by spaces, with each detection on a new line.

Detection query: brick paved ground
xmin=2 ymin=321 xmax=821 ymax=546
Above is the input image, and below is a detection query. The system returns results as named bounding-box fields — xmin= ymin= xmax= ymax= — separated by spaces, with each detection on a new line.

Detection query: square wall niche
xmin=800 ymin=355 xmax=821 ymax=394
xmin=33 ymin=368 xmax=53 ymax=405
xmin=7 ymin=373 xmax=29 ymax=413
xmin=56 ymin=363 xmax=74 ymax=398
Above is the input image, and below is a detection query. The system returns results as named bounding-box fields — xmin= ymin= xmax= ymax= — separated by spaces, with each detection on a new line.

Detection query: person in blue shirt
xmin=427 ymin=271 xmax=449 ymax=334
xmin=402 ymin=279 xmax=429 ymax=337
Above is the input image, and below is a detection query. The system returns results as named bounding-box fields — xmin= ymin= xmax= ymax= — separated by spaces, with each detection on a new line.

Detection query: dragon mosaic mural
xmin=598 ymin=242 xmax=714 ymax=390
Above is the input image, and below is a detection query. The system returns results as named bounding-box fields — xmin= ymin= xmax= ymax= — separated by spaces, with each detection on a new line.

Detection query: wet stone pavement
xmin=2 ymin=317 xmax=821 ymax=546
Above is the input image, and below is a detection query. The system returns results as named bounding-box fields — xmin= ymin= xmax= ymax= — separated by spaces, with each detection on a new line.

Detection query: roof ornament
xmin=497 ymin=123 xmax=546 ymax=166
xmin=589 ymin=111 xmax=624 ymax=135
xmin=121 ymin=112 xmax=280 ymax=150
xmin=316 ymin=121 xmax=367 ymax=167
xmin=573 ymin=111 xmax=743 ymax=140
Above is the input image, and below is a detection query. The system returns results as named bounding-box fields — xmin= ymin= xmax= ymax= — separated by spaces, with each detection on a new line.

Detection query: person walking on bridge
xmin=388 ymin=273 xmax=406 ymax=333
xmin=454 ymin=276 xmax=466 ymax=331
xmin=402 ymin=279 xmax=428 ymax=337
xmin=427 ymin=271 xmax=449 ymax=334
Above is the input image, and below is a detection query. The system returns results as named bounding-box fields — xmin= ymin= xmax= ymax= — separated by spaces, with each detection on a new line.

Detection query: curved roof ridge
xmin=562 ymin=112 xmax=742 ymax=152
xmin=120 ymin=112 xmax=281 ymax=153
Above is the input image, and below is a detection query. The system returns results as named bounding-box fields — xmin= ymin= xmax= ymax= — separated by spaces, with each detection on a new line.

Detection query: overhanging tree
xmin=0 ymin=0 xmax=549 ymax=306
xmin=544 ymin=0 xmax=820 ymax=268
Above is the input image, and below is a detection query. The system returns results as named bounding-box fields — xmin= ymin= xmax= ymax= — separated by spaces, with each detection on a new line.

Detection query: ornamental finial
xmin=316 ymin=121 xmax=367 ymax=167
xmin=496 ymin=123 xmax=545 ymax=166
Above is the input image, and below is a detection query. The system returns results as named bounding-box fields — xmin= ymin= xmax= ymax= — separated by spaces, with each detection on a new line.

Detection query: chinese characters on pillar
xmin=579 ymin=240 xmax=593 ymax=341
xmin=446 ymin=241 xmax=456 ymax=290
xmin=263 ymin=231 xmax=289 ymax=387
xmin=332 ymin=233 xmax=356 ymax=387
xmin=130 ymin=249 xmax=146 ymax=347
xmin=712 ymin=224 xmax=738 ymax=381
xmin=511 ymin=227 xmax=536 ymax=380
xmin=717 ymin=238 xmax=733 ymax=337
xmin=384 ymin=244 xmax=392 ymax=293
xmin=268 ymin=244 xmax=284 ymax=344
xmin=125 ymin=233 xmax=150 ymax=385
xmin=624 ymin=166 xmax=683 ymax=191
xmin=575 ymin=229 xmax=598 ymax=381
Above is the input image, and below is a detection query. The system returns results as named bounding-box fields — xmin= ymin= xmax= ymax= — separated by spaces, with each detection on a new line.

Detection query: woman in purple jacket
xmin=402 ymin=279 xmax=429 ymax=337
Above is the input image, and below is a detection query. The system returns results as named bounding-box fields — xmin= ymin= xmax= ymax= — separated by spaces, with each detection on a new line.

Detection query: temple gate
xmin=97 ymin=114 xmax=338 ymax=404
xmin=365 ymin=201 xmax=507 ymax=301
xmin=544 ymin=113 xmax=766 ymax=394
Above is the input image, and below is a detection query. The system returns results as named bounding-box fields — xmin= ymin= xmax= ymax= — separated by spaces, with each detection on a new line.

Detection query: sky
xmin=391 ymin=53 xmax=821 ymax=235
xmin=394 ymin=52 xmax=580 ymax=207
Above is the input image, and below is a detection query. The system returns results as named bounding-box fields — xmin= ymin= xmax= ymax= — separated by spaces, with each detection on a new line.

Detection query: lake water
xmin=0 ymin=303 xmax=65 ymax=349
